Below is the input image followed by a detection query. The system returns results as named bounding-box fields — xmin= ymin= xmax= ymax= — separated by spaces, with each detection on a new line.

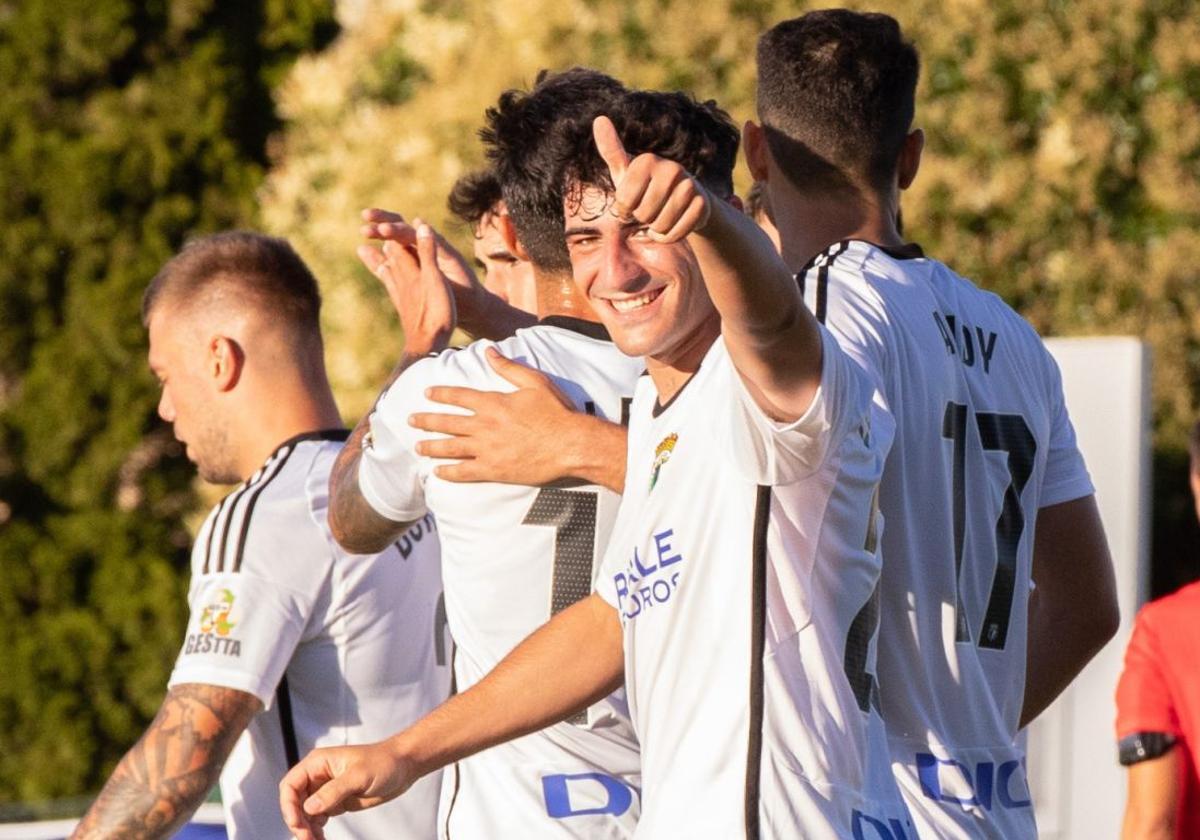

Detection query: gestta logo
xmin=199 ymin=588 xmax=237 ymax=636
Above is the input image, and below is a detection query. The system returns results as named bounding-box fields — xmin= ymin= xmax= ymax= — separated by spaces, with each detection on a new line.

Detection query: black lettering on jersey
xmin=183 ymin=633 xmax=241 ymax=658
xmin=396 ymin=512 xmax=437 ymax=560
xmin=931 ymin=310 xmax=999 ymax=374
xmin=620 ymin=397 xmax=633 ymax=428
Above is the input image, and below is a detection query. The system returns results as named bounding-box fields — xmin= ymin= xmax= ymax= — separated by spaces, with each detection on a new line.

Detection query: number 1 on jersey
xmin=523 ymin=487 xmax=600 ymax=724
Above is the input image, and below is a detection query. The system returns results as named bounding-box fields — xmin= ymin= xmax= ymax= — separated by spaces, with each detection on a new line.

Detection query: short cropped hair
xmin=481 ymin=68 xmax=628 ymax=272
xmin=447 ymin=168 xmax=504 ymax=229
xmin=757 ymin=10 xmax=919 ymax=193
xmin=557 ymin=88 xmax=740 ymax=210
xmin=143 ymin=231 xmax=321 ymax=336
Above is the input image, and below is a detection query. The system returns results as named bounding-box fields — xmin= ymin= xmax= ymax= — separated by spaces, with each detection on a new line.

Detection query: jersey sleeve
xmin=720 ymin=326 xmax=877 ymax=485
xmin=356 ymin=356 xmax=446 ymax=524
xmin=1115 ymin=604 xmax=1181 ymax=740
xmin=168 ymin=485 xmax=332 ymax=705
xmin=1037 ymin=347 xmax=1095 ymax=507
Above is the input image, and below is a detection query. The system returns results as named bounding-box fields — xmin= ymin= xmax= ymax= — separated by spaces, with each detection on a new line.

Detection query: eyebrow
xmin=564 ymin=220 xmax=643 ymax=238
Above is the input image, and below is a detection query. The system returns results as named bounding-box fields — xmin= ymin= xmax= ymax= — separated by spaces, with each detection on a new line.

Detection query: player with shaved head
xmin=72 ymin=232 xmax=449 ymax=840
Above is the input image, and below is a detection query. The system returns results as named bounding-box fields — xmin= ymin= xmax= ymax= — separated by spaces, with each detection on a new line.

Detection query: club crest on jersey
xmin=186 ymin=588 xmax=241 ymax=657
xmin=650 ymin=433 xmax=678 ymax=491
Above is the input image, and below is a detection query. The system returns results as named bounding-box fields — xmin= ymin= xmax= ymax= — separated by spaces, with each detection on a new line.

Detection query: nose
xmin=157 ymin=389 xmax=175 ymax=423
xmin=600 ymin=234 xmax=648 ymax=293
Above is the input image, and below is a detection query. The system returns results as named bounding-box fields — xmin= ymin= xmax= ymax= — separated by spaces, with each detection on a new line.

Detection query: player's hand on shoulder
xmin=409 ymin=348 xmax=587 ymax=486
xmin=357 ymin=210 xmax=456 ymax=355
xmin=594 ymin=115 xmax=711 ymax=244
xmin=280 ymin=739 xmax=417 ymax=840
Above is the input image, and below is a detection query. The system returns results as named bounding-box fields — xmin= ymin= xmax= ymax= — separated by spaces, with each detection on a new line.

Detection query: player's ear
xmin=897 ymin=128 xmax=924 ymax=191
xmin=208 ymin=335 xmax=244 ymax=392
xmin=497 ymin=214 xmax=531 ymax=262
xmin=742 ymin=121 xmax=770 ymax=182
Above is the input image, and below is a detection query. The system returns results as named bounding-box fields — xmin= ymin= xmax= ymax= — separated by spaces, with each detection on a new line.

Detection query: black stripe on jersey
xmin=275 ymin=672 xmax=301 ymax=768
xmin=814 ymin=240 xmax=849 ymax=325
xmin=744 ymin=485 xmax=771 ymax=840
xmin=444 ymin=647 xmax=461 ymax=840
xmin=202 ymin=493 xmax=232 ymax=575
xmin=213 ymin=450 xmax=284 ymax=574
xmin=230 ymin=444 xmax=298 ymax=573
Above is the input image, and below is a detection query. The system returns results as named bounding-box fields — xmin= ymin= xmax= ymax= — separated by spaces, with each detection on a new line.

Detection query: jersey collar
xmin=537 ymin=315 xmax=612 ymax=342
xmin=268 ymin=428 xmax=351 ymax=459
xmin=796 ymin=239 xmax=925 ymax=275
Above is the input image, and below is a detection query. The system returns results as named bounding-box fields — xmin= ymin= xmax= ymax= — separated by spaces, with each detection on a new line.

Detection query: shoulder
xmin=1138 ymin=581 xmax=1200 ymax=634
xmin=208 ymin=439 xmax=335 ymax=579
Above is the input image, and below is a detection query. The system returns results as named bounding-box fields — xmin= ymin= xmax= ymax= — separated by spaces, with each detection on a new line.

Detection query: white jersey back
xmin=597 ymin=331 xmax=912 ymax=839
xmin=358 ymin=317 xmax=645 ymax=839
xmin=799 ymin=240 xmax=1093 ymax=838
xmin=168 ymin=431 xmax=450 ymax=840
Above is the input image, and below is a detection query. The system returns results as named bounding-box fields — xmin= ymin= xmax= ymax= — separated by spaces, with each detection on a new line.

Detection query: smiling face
xmin=564 ymin=183 xmax=718 ymax=368
xmin=147 ymin=305 xmax=237 ymax=484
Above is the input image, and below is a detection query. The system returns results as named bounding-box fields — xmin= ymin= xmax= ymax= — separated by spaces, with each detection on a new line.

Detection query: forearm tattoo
xmin=329 ymin=352 xmax=428 ymax=553
xmin=71 ymin=684 xmax=259 ymax=840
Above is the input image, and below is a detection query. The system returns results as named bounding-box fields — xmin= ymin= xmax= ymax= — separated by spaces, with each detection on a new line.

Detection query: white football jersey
xmin=597 ymin=330 xmax=912 ymax=839
xmin=798 ymin=240 xmax=1094 ymax=839
xmin=168 ymin=430 xmax=450 ymax=840
xmin=358 ymin=317 xmax=645 ymax=840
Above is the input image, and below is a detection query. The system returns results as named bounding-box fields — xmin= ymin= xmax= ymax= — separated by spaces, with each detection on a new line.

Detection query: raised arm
xmin=362 ymin=209 xmax=536 ymax=341
xmin=595 ymin=116 xmax=823 ymax=421
xmin=71 ymin=684 xmax=260 ymax=840
xmin=280 ymin=593 xmax=624 ymax=840
xmin=1021 ymin=494 xmax=1118 ymax=726
xmin=329 ymin=223 xmax=457 ymax=554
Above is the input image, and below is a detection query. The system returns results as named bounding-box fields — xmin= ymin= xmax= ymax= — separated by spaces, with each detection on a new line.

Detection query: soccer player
xmin=282 ymin=88 xmax=912 ymax=839
xmin=71 ymin=232 xmax=449 ymax=840
xmin=322 ymin=69 xmax=645 ymax=839
xmin=744 ymin=11 xmax=1119 ymax=836
xmin=1115 ymin=420 xmax=1200 ymax=839
xmin=447 ymin=167 xmax=539 ymax=315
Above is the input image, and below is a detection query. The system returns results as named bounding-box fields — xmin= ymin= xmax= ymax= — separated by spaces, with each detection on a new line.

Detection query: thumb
xmin=485 ymin=347 xmax=547 ymax=390
xmin=593 ymin=116 xmax=630 ymax=184
xmin=304 ymin=774 xmax=361 ymax=819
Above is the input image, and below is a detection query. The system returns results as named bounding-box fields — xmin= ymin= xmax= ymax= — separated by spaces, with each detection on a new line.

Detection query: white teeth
xmin=610 ymin=289 xmax=661 ymax=312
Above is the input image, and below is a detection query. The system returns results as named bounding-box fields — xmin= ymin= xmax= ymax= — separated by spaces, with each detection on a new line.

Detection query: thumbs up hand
xmin=592 ymin=115 xmax=711 ymax=243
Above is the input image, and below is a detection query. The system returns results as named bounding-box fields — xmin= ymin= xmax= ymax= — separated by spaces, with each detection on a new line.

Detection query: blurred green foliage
xmin=0 ymin=0 xmax=335 ymax=802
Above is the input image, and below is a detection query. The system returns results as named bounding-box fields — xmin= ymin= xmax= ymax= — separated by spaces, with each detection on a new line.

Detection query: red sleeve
xmin=1115 ymin=605 xmax=1182 ymax=738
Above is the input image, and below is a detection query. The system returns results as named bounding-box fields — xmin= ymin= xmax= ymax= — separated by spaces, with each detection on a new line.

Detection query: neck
xmin=534 ymin=270 xmax=601 ymax=322
xmin=770 ymin=180 xmax=906 ymax=274
xmin=646 ymin=312 xmax=721 ymax=405
xmin=235 ymin=376 xmax=343 ymax=480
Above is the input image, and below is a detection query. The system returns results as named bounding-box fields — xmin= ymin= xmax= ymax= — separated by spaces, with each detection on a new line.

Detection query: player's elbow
xmin=327 ymin=505 xmax=392 ymax=555
xmin=1123 ymin=803 xmax=1176 ymax=840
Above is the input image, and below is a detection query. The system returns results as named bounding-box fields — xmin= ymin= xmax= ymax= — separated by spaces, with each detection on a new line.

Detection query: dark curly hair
xmin=757 ymin=10 xmax=919 ymax=194
xmin=481 ymin=68 xmax=628 ymax=272
xmin=447 ymin=168 xmax=504 ymax=229
xmin=558 ymin=88 xmax=740 ymax=215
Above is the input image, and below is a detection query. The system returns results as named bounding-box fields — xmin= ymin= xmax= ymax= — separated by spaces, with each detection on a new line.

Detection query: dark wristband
xmin=1118 ymin=731 xmax=1178 ymax=766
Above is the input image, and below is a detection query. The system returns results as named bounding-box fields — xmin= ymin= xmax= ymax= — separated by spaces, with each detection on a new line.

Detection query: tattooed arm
xmin=328 ymin=352 xmax=431 ymax=555
xmin=71 ymin=683 xmax=261 ymax=840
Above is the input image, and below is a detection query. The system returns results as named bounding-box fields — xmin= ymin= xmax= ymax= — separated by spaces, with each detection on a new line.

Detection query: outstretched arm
xmin=595 ymin=116 xmax=823 ymax=421
xmin=71 ymin=684 xmax=260 ymax=840
xmin=1021 ymin=494 xmax=1118 ymax=726
xmin=280 ymin=593 xmax=624 ymax=840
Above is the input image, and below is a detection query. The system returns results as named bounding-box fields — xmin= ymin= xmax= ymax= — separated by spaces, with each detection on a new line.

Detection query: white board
xmin=1025 ymin=337 xmax=1151 ymax=838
